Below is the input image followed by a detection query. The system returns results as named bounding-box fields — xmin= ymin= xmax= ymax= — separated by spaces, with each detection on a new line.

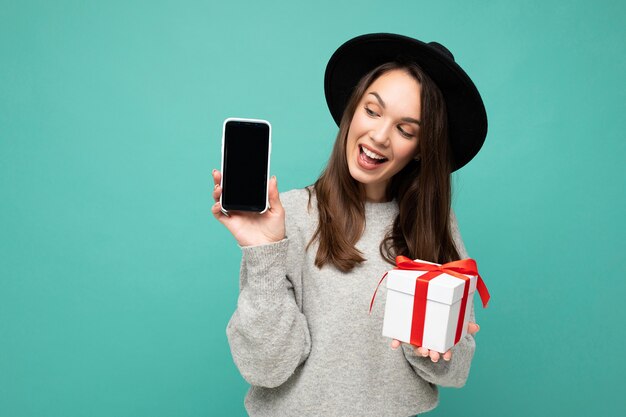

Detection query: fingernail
xmin=443 ymin=356 xmax=450 ymax=361
xmin=431 ymin=358 xmax=438 ymax=363
xmin=214 ymin=183 xmax=219 ymax=189
xmin=212 ymin=169 xmax=216 ymax=173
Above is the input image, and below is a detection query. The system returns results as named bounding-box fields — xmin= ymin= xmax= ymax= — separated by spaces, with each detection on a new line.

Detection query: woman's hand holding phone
xmin=212 ymin=169 xmax=286 ymax=247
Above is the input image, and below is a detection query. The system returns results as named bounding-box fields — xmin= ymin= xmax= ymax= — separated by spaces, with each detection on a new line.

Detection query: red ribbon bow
xmin=370 ymin=256 xmax=490 ymax=347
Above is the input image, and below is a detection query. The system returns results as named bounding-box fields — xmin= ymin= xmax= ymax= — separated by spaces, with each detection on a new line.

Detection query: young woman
xmin=212 ymin=33 xmax=487 ymax=417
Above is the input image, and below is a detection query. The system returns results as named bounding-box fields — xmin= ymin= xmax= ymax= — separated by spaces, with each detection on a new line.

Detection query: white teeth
xmin=361 ymin=145 xmax=386 ymax=160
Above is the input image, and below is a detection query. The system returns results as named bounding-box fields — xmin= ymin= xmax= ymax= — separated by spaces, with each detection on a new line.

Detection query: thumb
xmin=468 ymin=322 xmax=480 ymax=336
xmin=268 ymin=176 xmax=283 ymax=211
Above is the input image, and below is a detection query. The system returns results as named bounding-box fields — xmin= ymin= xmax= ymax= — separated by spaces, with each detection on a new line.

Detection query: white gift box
xmin=382 ymin=261 xmax=477 ymax=353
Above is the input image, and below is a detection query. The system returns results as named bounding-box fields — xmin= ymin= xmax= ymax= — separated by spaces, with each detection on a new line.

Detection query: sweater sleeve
xmin=225 ymin=193 xmax=312 ymax=389
xmin=400 ymin=209 xmax=476 ymax=388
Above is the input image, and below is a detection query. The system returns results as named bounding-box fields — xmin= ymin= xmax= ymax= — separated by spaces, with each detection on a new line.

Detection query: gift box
xmin=371 ymin=256 xmax=489 ymax=353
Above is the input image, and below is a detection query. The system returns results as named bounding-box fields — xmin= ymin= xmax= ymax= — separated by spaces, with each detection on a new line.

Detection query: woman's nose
xmin=369 ymin=122 xmax=391 ymax=145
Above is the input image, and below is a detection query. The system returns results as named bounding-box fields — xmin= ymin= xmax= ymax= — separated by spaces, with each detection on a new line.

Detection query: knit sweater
xmin=226 ymin=188 xmax=476 ymax=417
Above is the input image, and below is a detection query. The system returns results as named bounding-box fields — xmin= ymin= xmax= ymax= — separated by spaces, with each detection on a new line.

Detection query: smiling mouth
xmin=359 ymin=145 xmax=388 ymax=164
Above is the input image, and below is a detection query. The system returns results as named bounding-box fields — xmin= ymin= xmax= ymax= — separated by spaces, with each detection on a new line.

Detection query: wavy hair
xmin=309 ymin=61 xmax=460 ymax=272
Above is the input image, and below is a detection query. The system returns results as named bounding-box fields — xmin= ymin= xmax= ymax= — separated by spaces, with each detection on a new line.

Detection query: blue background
xmin=1 ymin=0 xmax=625 ymax=415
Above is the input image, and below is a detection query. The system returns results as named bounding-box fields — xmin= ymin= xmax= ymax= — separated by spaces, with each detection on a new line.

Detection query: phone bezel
xmin=220 ymin=117 xmax=272 ymax=214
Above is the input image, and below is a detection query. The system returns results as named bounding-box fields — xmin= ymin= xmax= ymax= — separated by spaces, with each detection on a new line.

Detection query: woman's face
xmin=346 ymin=69 xmax=422 ymax=202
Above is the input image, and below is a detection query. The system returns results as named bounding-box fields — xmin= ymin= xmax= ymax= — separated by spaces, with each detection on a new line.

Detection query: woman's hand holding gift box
xmin=390 ymin=322 xmax=480 ymax=362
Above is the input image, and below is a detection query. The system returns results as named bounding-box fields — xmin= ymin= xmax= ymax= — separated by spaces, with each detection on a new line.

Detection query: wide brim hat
xmin=324 ymin=33 xmax=487 ymax=172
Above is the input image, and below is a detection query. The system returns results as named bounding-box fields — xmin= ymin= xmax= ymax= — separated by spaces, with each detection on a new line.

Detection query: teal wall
xmin=1 ymin=1 xmax=624 ymax=415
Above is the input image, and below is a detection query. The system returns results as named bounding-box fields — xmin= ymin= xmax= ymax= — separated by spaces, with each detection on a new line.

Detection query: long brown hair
xmin=309 ymin=61 xmax=460 ymax=272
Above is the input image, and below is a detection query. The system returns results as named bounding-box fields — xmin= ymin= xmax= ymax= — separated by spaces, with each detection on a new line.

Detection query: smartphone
xmin=220 ymin=118 xmax=272 ymax=213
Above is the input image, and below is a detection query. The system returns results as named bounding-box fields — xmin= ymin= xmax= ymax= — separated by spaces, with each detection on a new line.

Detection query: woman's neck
xmin=364 ymin=183 xmax=389 ymax=202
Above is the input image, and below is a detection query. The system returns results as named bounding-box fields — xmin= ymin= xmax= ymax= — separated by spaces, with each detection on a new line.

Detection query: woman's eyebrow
xmin=368 ymin=92 xmax=421 ymax=125
xmin=401 ymin=117 xmax=421 ymax=126
xmin=368 ymin=92 xmax=386 ymax=108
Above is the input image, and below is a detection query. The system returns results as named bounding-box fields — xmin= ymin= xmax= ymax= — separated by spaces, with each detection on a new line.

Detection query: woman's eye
xmin=397 ymin=126 xmax=414 ymax=138
xmin=365 ymin=107 xmax=379 ymax=117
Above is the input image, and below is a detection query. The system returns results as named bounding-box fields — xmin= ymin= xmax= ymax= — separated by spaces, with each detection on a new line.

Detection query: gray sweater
xmin=226 ymin=188 xmax=476 ymax=417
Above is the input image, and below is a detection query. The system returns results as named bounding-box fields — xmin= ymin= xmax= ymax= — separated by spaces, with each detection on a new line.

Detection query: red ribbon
xmin=370 ymin=256 xmax=490 ymax=348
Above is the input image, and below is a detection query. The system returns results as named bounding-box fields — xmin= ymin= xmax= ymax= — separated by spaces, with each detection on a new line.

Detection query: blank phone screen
xmin=222 ymin=121 xmax=270 ymax=211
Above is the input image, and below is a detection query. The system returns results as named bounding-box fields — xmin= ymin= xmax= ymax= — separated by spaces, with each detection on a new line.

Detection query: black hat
xmin=324 ymin=33 xmax=487 ymax=171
